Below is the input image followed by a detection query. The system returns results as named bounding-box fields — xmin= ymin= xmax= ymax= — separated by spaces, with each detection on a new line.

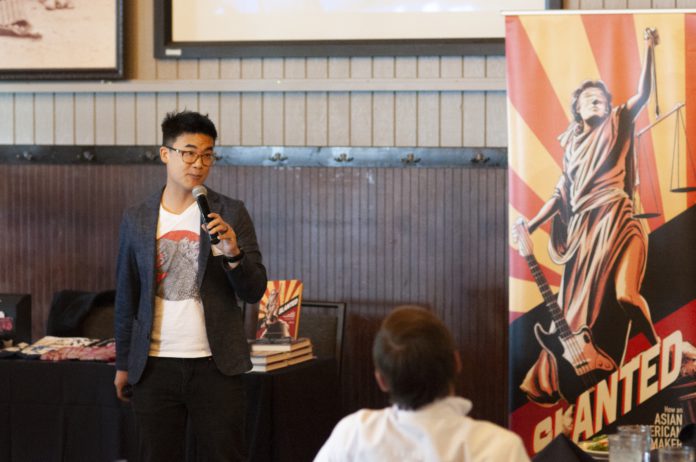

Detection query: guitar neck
xmin=524 ymin=254 xmax=571 ymax=336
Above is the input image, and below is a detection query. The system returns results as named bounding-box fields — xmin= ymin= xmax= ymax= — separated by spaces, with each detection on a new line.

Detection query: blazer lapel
xmin=139 ymin=190 xmax=162 ymax=301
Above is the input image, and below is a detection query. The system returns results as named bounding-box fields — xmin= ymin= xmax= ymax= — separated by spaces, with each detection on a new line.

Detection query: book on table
xmin=251 ymin=345 xmax=313 ymax=365
xmin=251 ymin=360 xmax=290 ymax=373
xmin=250 ymin=346 xmax=315 ymax=372
xmin=250 ymin=337 xmax=312 ymax=353
xmin=286 ymin=351 xmax=314 ymax=366
xmin=255 ymin=280 xmax=303 ymax=341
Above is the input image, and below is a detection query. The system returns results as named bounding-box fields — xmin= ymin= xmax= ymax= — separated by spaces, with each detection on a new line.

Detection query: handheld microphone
xmin=192 ymin=185 xmax=220 ymax=244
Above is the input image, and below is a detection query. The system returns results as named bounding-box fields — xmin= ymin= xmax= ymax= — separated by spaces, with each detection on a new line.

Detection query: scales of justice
xmin=633 ymin=40 xmax=696 ymax=219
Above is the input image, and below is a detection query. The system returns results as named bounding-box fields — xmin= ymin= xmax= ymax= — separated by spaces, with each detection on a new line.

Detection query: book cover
xmin=250 ymin=337 xmax=311 ymax=353
xmin=255 ymin=280 xmax=303 ymax=340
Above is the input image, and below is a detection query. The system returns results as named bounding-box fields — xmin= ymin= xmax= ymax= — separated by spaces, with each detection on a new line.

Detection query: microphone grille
xmin=192 ymin=185 xmax=207 ymax=198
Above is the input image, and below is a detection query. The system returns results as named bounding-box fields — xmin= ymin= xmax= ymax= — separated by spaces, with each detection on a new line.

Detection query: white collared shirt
xmin=314 ymin=396 xmax=530 ymax=462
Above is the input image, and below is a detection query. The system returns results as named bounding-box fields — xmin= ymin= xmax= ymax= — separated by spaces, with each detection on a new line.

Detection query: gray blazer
xmin=114 ymin=187 xmax=267 ymax=383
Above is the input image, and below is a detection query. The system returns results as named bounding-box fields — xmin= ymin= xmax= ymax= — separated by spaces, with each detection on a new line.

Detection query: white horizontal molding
xmin=0 ymin=78 xmax=506 ymax=94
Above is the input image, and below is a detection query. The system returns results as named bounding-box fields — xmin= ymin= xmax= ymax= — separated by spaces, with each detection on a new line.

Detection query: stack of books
xmin=249 ymin=337 xmax=314 ymax=372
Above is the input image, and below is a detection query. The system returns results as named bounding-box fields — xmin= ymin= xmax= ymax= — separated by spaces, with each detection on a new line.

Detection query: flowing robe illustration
xmin=521 ymin=104 xmax=649 ymax=403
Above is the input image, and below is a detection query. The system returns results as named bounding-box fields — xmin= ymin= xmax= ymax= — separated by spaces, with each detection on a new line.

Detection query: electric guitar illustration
xmin=514 ymin=221 xmax=617 ymax=404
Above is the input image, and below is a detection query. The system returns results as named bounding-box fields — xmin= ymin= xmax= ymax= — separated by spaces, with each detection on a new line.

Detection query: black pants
xmin=131 ymin=356 xmax=247 ymax=462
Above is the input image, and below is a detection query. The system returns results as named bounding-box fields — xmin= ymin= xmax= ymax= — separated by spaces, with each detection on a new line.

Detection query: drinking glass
xmin=618 ymin=425 xmax=651 ymax=461
xmin=658 ymin=446 xmax=695 ymax=462
xmin=609 ymin=433 xmax=643 ymax=462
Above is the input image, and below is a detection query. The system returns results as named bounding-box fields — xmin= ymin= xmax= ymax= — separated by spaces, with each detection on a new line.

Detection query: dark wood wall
xmin=0 ymin=164 xmax=509 ymax=424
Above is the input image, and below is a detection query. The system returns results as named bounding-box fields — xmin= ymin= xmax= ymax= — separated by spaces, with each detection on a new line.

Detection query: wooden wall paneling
xmin=219 ymin=93 xmax=242 ymax=146
xmin=485 ymin=92 xmax=507 ymax=147
xmin=95 ymin=93 xmax=116 ymax=145
xmin=177 ymin=59 xmax=199 ymax=80
xmin=241 ymin=93 xmax=263 ymax=145
xmin=177 ymin=93 xmax=199 ymax=112
xmin=349 ymin=58 xmax=373 ymax=146
xmin=350 ymin=92 xmax=372 ymax=146
xmin=135 ymin=93 xmax=158 ymax=146
xmin=54 ymin=93 xmax=75 ymax=145
xmin=373 ymin=91 xmax=395 ymax=147
xmin=285 ymin=93 xmax=307 ymax=146
xmin=304 ymin=58 xmax=327 ymax=146
xmin=199 ymin=59 xmax=221 ymax=80
xmin=220 ymin=58 xmax=242 ymax=80
xmin=394 ymin=92 xmax=417 ymax=147
xmin=484 ymin=57 xmax=507 ymax=147
xmin=0 ymin=94 xmax=12 ymax=143
xmin=14 ymin=94 xmax=34 ymax=144
xmin=440 ymin=92 xmax=464 ymax=147
xmin=373 ymin=57 xmax=394 ymax=79
xmin=676 ymin=0 xmax=696 ymax=7
xmin=237 ymin=60 xmax=263 ymax=145
xmin=350 ymin=57 xmax=372 ymax=79
xmin=440 ymin=57 xmax=464 ymax=147
xmin=442 ymin=63 xmax=463 ymax=149
xmin=305 ymin=95 xmax=328 ymax=144
xmin=155 ymin=93 xmax=177 ymax=135
xmin=373 ymin=57 xmax=395 ymax=147
xmin=463 ymin=57 xmax=486 ymax=146
xmin=34 ymin=94 xmax=54 ymax=145
xmin=328 ymin=93 xmax=350 ymax=146
xmin=394 ymin=58 xmax=417 ymax=147
xmin=417 ymin=56 xmax=440 ymax=78
xmin=241 ymin=58 xmax=263 ymax=79
xmin=262 ymin=57 xmax=284 ymax=79
xmin=306 ymin=57 xmax=328 ymax=79
xmin=395 ymin=56 xmax=417 ymax=78
xmin=417 ymin=92 xmax=440 ymax=146
xmin=463 ymin=91 xmax=486 ymax=147
xmin=579 ymin=0 xmax=603 ymax=8
xmin=604 ymin=0 xmax=628 ymax=7
xmin=199 ymin=93 xmax=221 ymax=132
xmin=653 ymin=0 xmax=677 ymax=6
xmin=115 ymin=93 xmax=136 ymax=145
xmin=327 ymin=58 xmax=350 ymax=146
xmin=75 ymin=93 xmax=95 ymax=145
xmin=441 ymin=56 xmax=462 ymax=78
xmin=284 ymin=58 xmax=305 ymax=79
xmin=328 ymin=57 xmax=350 ymax=79
xmin=262 ymin=92 xmax=284 ymax=146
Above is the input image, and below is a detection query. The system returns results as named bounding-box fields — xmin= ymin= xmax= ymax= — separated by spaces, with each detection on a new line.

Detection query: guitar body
xmin=534 ymin=323 xmax=617 ymax=404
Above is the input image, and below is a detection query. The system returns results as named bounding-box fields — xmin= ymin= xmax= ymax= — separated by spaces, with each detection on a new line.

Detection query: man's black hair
xmin=161 ymin=110 xmax=218 ymax=146
xmin=372 ymin=306 xmax=457 ymax=410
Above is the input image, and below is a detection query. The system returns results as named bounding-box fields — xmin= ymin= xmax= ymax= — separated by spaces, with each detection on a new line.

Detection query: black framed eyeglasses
xmin=164 ymin=145 xmax=217 ymax=166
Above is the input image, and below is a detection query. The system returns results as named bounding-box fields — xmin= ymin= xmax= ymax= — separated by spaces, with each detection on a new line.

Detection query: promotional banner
xmin=506 ymin=11 xmax=696 ymax=456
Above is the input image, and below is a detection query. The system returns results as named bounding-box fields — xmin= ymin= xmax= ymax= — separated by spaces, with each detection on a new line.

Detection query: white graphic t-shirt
xmin=149 ymin=202 xmax=212 ymax=357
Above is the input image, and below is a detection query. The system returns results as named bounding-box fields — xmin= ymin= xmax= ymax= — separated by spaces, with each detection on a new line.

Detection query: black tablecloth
xmin=0 ymin=358 xmax=339 ymax=462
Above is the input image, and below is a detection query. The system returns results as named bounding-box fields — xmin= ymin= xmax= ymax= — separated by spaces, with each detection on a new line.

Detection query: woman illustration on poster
xmin=513 ymin=28 xmax=661 ymax=405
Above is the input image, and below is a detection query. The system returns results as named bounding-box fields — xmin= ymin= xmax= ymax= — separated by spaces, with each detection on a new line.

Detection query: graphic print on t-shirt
xmin=156 ymin=230 xmax=200 ymax=301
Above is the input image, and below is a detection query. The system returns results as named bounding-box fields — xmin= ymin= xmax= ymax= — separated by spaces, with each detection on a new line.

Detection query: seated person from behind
xmin=314 ymin=305 xmax=530 ymax=462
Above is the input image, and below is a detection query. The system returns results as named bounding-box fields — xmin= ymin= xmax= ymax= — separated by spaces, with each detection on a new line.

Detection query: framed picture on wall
xmin=0 ymin=0 xmax=124 ymax=80
xmin=155 ymin=0 xmax=561 ymax=59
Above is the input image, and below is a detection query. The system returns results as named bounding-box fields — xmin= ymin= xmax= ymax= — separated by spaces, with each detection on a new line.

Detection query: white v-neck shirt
xmin=149 ymin=202 xmax=212 ymax=358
